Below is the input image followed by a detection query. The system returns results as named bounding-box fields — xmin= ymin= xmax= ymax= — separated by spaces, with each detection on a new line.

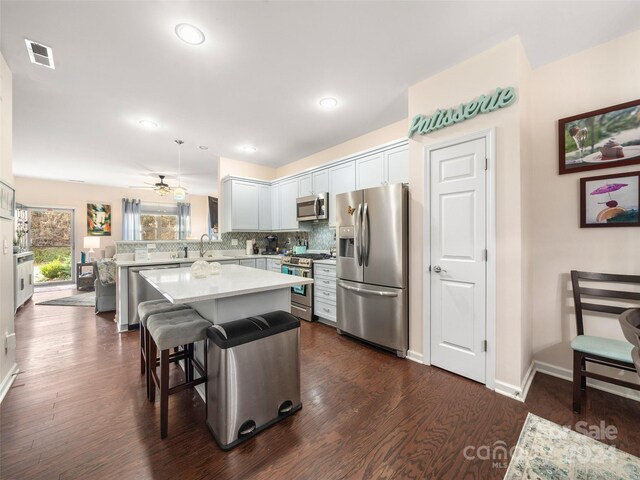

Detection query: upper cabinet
xmin=222 ymin=179 xmax=262 ymax=232
xmin=298 ymin=168 xmax=329 ymax=197
xmin=221 ymin=141 xmax=407 ymax=232
xmin=278 ymin=178 xmax=299 ymax=231
xmin=313 ymin=169 xmax=329 ymax=194
xmin=356 ymin=145 xmax=409 ymax=189
xmin=355 ymin=152 xmax=384 ymax=190
xmin=385 ymin=145 xmax=409 ymax=185
xmin=328 ymin=161 xmax=356 ymax=227
xmin=258 ymin=184 xmax=272 ymax=231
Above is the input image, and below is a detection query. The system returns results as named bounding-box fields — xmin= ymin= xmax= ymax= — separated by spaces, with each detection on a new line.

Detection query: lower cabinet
xmin=239 ymin=259 xmax=256 ymax=268
xmin=267 ymin=258 xmax=281 ymax=272
xmin=313 ymin=263 xmax=336 ymax=324
xmin=14 ymin=253 xmax=35 ymax=312
xmin=255 ymin=258 xmax=267 ymax=270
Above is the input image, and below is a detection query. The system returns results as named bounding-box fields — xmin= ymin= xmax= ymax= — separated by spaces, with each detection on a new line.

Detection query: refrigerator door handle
xmin=338 ymin=282 xmax=398 ymax=297
xmin=362 ymin=202 xmax=370 ymax=266
xmin=355 ymin=203 xmax=363 ymax=266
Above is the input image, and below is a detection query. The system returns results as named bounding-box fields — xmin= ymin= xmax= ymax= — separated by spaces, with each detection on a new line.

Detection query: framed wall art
xmin=0 ymin=180 xmax=15 ymax=220
xmin=580 ymin=171 xmax=639 ymax=228
xmin=559 ymin=99 xmax=640 ymax=175
xmin=87 ymin=203 xmax=112 ymax=236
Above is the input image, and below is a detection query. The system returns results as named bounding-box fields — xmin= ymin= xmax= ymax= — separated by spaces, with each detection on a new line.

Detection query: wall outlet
xmin=147 ymin=244 xmax=156 ymax=250
xmin=231 ymin=238 xmax=238 ymax=246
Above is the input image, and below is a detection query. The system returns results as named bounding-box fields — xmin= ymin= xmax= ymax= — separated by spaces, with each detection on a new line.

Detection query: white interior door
xmin=429 ymin=137 xmax=487 ymax=383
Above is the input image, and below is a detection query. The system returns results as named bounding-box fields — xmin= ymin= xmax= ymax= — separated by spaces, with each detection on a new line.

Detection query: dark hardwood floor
xmin=1 ymin=289 xmax=639 ymax=479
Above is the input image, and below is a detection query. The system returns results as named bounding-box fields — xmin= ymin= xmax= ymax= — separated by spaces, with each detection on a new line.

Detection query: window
xmin=140 ymin=204 xmax=178 ymax=241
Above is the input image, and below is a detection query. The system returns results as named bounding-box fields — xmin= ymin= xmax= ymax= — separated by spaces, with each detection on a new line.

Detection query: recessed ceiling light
xmin=175 ymin=23 xmax=205 ymax=45
xmin=138 ymin=119 xmax=158 ymax=128
xmin=319 ymin=97 xmax=339 ymax=109
xmin=240 ymin=145 xmax=257 ymax=153
xmin=198 ymin=145 xmax=208 ymax=150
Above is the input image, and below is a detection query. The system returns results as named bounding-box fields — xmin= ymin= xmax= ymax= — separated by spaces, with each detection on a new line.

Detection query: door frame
xmin=422 ymin=128 xmax=496 ymax=390
xmin=26 ymin=206 xmax=76 ymax=287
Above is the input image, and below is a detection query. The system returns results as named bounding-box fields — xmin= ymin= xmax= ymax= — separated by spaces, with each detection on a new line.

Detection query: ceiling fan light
xmin=173 ymin=186 xmax=187 ymax=201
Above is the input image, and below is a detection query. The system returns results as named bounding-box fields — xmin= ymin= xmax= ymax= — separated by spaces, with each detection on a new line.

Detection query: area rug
xmin=505 ymin=413 xmax=640 ymax=479
xmin=36 ymin=292 xmax=95 ymax=307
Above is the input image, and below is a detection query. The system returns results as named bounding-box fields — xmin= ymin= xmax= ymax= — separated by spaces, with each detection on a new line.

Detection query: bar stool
xmin=138 ymin=299 xmax=190 ymax=397
xmin=146 ymin=309 xmax=212 ymax=438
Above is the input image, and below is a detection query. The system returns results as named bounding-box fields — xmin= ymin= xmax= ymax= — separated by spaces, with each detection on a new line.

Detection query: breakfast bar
xmin=139 ymin=263 xmax=313 ymax=324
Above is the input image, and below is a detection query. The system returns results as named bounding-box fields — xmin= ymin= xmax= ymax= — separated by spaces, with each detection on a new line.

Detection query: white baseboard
xmin=520 ymin=361 xmax=536 ymax=402
xmin=0 ymin=363 xmax=19 ymax=405
xmin=406 ymin=350 xmax=424 ymax=364
xmin=494 ymin=361 xmax=537 ymax=403
xmin=495 ymin=380 xmax=525 ymax=402
xmin=534 ymin=360 xmax=640 ymax=402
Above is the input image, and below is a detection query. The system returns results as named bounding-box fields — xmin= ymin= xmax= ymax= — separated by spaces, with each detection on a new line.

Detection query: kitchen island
xmin=139 ymin=264 xmax=312 ymax=401
xmin=139 ymin=263 xmax=312 ymax=324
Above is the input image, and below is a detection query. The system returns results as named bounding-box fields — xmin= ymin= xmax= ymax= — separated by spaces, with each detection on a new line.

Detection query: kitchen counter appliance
xmin=262 ymin=235 xmax=278 ymax=255
xmin=296 ymin=193 xmax=329 ymax=222
xmin=336 ymin=184 xmax=408 ymax=357
xmin=281 ymin=253 xmax=332 ymax=322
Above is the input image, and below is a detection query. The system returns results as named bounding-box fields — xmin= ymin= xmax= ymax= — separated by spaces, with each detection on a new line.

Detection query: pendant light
xmin=173 ymin=139 xmax=187 ymax=201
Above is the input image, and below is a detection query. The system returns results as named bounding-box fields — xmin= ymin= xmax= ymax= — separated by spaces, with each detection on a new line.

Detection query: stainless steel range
xmin=281 ymin=253 xmax=332 ymax=322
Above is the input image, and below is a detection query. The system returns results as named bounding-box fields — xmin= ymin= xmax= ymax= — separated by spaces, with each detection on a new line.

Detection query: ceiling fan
xmin=128 ymin=140 xmax=189 ymax=199
xmin=128 ymin=174 xmax=174 ymax=196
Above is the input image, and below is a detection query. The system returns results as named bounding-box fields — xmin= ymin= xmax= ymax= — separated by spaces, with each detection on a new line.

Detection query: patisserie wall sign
xmin=407 ymin=87 xmax=517 ymax=138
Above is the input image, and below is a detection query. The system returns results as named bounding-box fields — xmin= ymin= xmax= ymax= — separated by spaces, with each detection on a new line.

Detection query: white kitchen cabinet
xmin=217 ymin=259 xmax=239 ymax=265
xmin=355 ymin=152 xmax=384 ymax=190
xmin=271 ymin=183 xmax=280 ymax=231
xmin=239 ymin=258 xmax=256 ymax=268
xmin=14 ymin=252 xmax=35 ymax=312
xmin=356 ymin=146 xmax=409 ymax=189
xmin=255 ymin=258 xmax=267 ymax=270
xmin=313 ymin=169 xmax=329 ymax=194
xmin=298 ymin=174 xmax=313 ymax=197
xmin=385 ymin=145 xmax=409 ymax=185
xmin=314 ymin=262 xmax=336 ymax=324
xmin=299 ymin=169 xmax=329 ymax=197
xmin=222 ymin=179 xmax=261 ymax=232
xmin=328 ymin=161 xmax=356 ymax=227
xmin=267 ymin=258 xmax=281 ymax=272
xmin=259 ymin=184 xmax=272 ymax=231
xmin=278 ymin=178 xmax=299 ymax=231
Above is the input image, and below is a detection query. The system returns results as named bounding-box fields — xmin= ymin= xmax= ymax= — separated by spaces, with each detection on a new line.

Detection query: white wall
xmin=407 ymin=37 xmax=531 ymax=389
xmin=529 ymin=30 xmax=640 ymax=384
xmin=0 ymin=53 xmax=17 ymax=396
xmin=14 ymin=177 xmax=210 ymax=262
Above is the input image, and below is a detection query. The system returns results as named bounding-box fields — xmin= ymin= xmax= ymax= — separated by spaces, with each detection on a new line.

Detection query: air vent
xmin=25 ymin=39 xmax=55 ymax=69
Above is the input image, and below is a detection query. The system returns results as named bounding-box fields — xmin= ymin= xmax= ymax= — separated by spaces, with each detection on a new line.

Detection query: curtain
xmin=177 ymin=202 xmax=191 ymax=240
xmin=122 ymin=198 xmax=141 ymax=240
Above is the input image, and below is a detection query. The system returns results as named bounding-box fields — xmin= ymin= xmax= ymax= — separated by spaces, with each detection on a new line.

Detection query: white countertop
xmin=140 ymin=264 xmax=313 ymax=304
xmin=115 ymin=253 xmax=283 ymax=268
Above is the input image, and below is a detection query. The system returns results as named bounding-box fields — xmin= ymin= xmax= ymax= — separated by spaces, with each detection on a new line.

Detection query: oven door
xmin=296 ymin=193 xmax=328 ymax=221
xmin=281 ymin=264 xmax=312 ymax=306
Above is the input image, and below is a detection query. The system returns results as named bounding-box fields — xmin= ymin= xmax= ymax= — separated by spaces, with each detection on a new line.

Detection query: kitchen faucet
xmin=200 ymin=233 xmax=212 ymax=257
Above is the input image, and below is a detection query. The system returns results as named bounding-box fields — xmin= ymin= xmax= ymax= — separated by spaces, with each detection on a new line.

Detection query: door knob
xmin=433 ymin=265 xmax=446 ymax=273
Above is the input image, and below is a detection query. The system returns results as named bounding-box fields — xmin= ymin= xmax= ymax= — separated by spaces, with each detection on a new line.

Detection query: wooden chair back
xmin=570 ymin=271 xmax=640 ymax=336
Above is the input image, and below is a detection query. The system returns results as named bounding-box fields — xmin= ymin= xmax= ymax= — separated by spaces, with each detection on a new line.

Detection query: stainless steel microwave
xmin=296 ymin=193 xmax=329 ymax=221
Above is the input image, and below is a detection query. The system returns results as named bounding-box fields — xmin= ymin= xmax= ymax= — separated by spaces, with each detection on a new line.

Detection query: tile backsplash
xmin=115 ymin=223 xmax=335 ymax=254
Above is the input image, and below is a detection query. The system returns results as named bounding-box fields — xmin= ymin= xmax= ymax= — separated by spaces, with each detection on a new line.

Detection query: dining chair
xmin=570 ymin=270 xmax=640 ymax=413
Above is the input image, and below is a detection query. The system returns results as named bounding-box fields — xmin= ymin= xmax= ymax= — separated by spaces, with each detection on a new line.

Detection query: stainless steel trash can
xmin=206 ymin=311 xmax=301 ymax=450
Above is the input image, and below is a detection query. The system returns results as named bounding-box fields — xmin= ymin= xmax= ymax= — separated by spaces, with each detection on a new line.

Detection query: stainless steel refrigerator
xmin=336 ymin=183 xmax=408 ymax=357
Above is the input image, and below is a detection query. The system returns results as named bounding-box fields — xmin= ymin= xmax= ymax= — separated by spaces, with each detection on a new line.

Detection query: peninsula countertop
xmin=140 ymin=264 xmax=313 ymax=304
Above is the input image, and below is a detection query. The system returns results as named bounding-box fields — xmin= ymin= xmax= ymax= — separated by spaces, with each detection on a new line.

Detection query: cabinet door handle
xmin=21 ymin=279 xmax=25 ymax=291
xmin=323 ymin=308 xmax=331 ymax=313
